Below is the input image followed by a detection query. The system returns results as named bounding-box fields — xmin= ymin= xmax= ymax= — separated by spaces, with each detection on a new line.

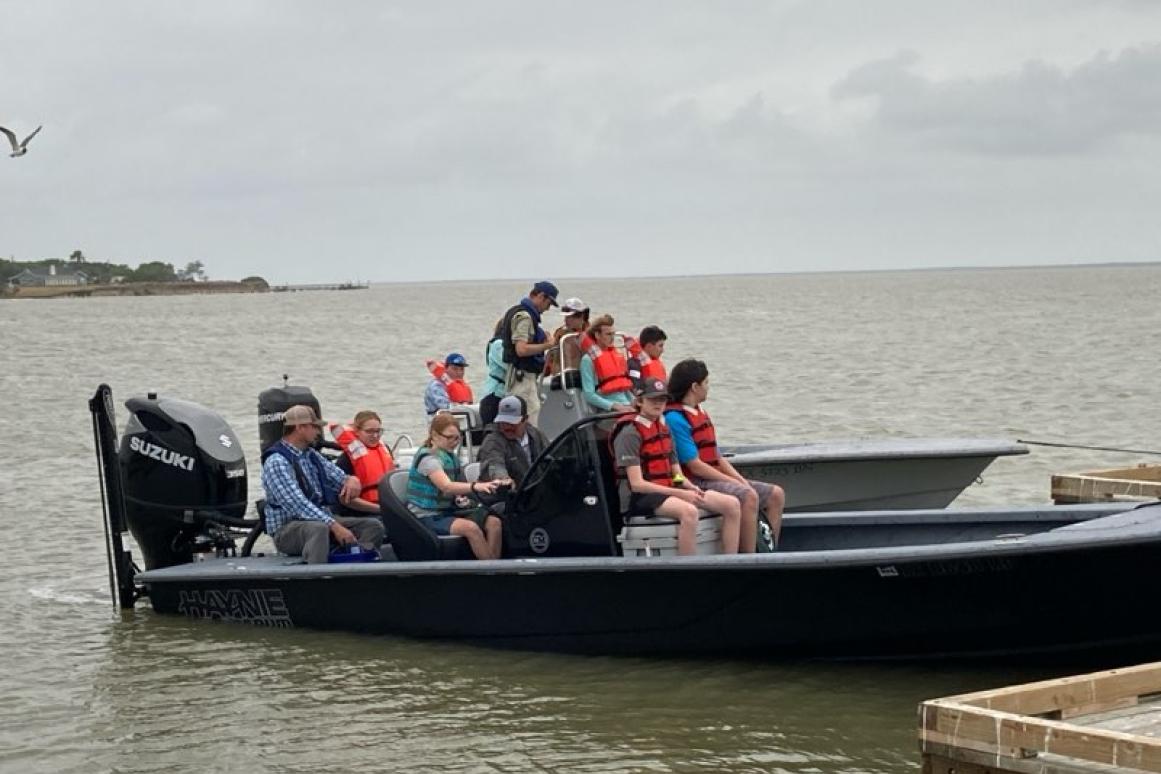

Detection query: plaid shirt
xmin=424 ymin=378 xmax=450 ymax=415
xmin=260 ymin=442 xmax=347 ymax=536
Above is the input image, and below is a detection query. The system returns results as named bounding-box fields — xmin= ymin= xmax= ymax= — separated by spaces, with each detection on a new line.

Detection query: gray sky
xmin=2 ymin=1 xmax=1160 ymax=282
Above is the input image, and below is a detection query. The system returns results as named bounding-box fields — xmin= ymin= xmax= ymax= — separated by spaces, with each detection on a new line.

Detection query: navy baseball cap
xmin=531 ymin=280 xmax=559 ymax=305
xmin=445 ymin=353 xmax=469 ymax=367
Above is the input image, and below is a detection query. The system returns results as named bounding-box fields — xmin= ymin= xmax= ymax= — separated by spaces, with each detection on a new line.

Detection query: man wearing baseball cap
xmin=477 ymin=395 xmax=549 ymax=487
xmin=496 ymin=280 xmax=560 ymax=426
xmin=260 ymin=404 xmax=386 ymax=563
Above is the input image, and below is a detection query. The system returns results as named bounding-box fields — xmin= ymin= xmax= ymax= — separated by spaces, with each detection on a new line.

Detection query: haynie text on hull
xmin=91 ymin=384 xmax=1161 ymax=659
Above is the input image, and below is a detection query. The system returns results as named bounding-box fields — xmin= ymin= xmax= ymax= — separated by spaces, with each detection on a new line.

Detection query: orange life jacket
xmin=332 ymin=425 xmax=396 ymax=503
xmin=609 ymin=414 xmax=674 ymax=486
xmin=624 ymin=336 xmax=666 ymax=382
xmin=579 ymin=334 xmax=635 ymax=395
xmin=667 ymin=403 xmax=720 ymax=470
xmin=426 ymin=360 xmax=474 ymax=403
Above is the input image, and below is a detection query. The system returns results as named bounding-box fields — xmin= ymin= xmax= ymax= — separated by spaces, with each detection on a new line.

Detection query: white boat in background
xmin=719 ymin=438 xmax=1027 ymax=511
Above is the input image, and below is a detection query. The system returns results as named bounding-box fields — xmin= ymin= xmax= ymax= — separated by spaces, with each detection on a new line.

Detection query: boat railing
xmin=389 ymin=433 xmax=415 ymax=457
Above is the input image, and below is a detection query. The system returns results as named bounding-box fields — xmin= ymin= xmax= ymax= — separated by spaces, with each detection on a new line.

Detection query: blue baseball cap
xmin=445 ymin=353 xmax=469 ymax=367
xmin=531 ymin=280 xmax=559 ymax=305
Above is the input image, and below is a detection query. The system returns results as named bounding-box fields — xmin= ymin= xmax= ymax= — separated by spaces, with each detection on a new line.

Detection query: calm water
xmin=2 ymin=266 xmax=1159 ymax=773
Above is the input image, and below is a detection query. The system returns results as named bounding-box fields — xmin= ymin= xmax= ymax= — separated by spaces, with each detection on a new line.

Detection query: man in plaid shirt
xmin=261 ymin=405 xmax=385 ymax=563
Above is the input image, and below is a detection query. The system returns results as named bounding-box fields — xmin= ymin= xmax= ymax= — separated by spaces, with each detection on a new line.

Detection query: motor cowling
xmin=258 ymin=383 xmax=323 ymax=454
xmin=119 ymin=394 xmax=247 ymax=570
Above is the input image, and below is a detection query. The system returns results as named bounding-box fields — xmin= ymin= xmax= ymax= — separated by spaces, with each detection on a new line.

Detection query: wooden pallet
xmin=920 ymin=662 xmax=1161 ymax=773
xmin=1052 ymin=464 xmax=1161 ymax=505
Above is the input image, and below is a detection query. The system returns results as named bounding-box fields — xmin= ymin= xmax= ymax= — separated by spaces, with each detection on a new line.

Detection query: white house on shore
xmin=7 ymin=265 xmax=90 ymax=288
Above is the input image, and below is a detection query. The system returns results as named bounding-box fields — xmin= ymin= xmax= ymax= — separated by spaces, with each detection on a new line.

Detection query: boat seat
xmin=619 ymin=510 xmax=723 ymax=556
xmin=378 ymin=470 xmax=473 ymax=561
xmin=622 ymin=508 xmax=718 ymax=526
xmin=548 ymin=371 xmax=582 ymax=391
xmin=463 ymin=461 xmax=481 ymax=483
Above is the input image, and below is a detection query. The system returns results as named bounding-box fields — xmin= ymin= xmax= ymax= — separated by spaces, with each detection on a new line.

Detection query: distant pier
xmin=270 ymin=282 xmax=370 ymax=293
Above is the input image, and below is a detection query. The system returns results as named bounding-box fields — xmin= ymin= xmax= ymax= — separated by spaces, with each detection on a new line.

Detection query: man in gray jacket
xmin=478 ymin=395 xmax=549 ymax=487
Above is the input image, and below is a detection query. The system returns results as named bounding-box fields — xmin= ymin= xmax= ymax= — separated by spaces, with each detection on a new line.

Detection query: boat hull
xmin=140 ymin=506 xmax=1161 ymax=659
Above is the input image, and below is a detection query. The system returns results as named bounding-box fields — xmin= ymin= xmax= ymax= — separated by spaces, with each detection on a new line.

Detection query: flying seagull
xmin=1 ymin=125 xmax=42 ymax=157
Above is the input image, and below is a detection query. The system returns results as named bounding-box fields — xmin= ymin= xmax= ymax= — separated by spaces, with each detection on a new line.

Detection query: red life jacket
xmin=426 ymin=360 xmax=474 ymax=403
xmin=332 ymin=425 xmax=396 ymax=503
xmin=667 ymin=403 xmax=720 ymax=470
xmin=609 ymin=414 xmax=674 ymax=486
xmin=579 ymin=333 xmax=634 ymax=395
xmin=624 ymin=336 xmax=666 ymax=382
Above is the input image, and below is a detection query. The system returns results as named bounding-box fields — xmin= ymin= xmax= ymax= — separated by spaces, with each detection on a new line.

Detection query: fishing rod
xmin=1017 ymin=439 xmax=1161 ymax=456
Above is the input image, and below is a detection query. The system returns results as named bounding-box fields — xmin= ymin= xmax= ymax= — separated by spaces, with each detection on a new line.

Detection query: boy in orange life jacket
xmin=609 ymin=378 xmax=743 ymax=556
xmin=632 ymin=325 xmax=668 ymax=382
xmin=424 ymin=352 xmax=474 ymax=416
xmin=579 ymin=314 xmax=635 ymax=413
xmin=329 ymin=410 xmax=396 ymax=513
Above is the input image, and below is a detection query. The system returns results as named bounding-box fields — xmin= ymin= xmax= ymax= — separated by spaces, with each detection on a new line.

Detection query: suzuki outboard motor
xmin=258 ymin=378 xmax=323 ymax=454
xmin=119 ymin=394 xmax=248 ymax=570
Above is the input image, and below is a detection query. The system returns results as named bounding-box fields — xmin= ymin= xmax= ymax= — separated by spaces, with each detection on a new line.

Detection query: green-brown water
xmin=2 ymin=265 xmax=1159 ymax=773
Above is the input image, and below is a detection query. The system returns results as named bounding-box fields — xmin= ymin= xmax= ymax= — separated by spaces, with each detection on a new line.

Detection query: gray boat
xmin=533 ymin=333 xmax=1027 ymax=511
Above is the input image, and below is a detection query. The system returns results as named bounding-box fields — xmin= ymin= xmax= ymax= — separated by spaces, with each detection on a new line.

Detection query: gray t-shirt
xmin=612 ymin=417 xmax=678 ymax=512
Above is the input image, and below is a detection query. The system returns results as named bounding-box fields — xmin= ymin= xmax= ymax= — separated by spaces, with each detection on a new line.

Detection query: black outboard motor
xmin=258 ymin=377 xmax=324 ymax=454
xmin=119 ymin=394 xmax=248 ymax=570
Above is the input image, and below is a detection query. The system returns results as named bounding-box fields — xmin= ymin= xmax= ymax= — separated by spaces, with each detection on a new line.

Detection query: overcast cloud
xmin=2 ymin=0 xmax=1159 ymax=282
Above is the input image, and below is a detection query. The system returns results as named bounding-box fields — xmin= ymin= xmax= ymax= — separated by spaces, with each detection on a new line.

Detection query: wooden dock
xmin=920 ymin=662 xmax=1161 ymax=773
xmin=1053 ymin=464 xmax=1161 ymax=505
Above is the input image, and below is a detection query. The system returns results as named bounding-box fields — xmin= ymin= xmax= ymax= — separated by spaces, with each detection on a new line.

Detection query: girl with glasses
xmin=406 ymin=413 xmax=504 ymax=559
xmin=329 ymin=410 xmax=396 ymax=514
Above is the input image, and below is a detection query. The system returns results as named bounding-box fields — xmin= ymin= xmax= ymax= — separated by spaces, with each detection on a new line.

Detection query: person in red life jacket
xmin=634 ymin=325 xmax=668 ymax=381
xmin=329 ymin=410 xmax=396 ymax=513
xmin=546 ymin=297 xmax=590 ymax=376
xmin=424 ymin=352 xmax=473 ymax=416
xmin=664 ymin=359 xmax=785 ymax=551
xmin=579 ymin=314 xmax=635 ymax=413
xmin=609 ymin=377 xmax=743 ymax=555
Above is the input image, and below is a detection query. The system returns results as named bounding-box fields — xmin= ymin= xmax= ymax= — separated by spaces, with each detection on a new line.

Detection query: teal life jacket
xmin=406 ymin=447 xmax=460 ymax=511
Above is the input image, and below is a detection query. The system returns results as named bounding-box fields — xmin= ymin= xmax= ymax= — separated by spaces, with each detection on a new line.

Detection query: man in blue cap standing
xmin=497 ymin=280 xmax=559 ymax=426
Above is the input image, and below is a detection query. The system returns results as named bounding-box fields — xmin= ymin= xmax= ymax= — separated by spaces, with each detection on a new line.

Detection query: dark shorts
xmin=419 ymin=506 xmax=490 ymax=536
xmin=628 ymin=492 xmax=672 ymax=514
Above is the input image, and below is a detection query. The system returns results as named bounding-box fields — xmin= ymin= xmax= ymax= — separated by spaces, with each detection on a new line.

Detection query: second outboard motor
xmin=258 ymin=378 xmax=323 ymax=454
xmin=119 ymin=394 xmax=248 ymax=570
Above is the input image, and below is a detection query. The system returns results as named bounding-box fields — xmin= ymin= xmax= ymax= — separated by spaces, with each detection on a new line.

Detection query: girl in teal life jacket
xmin=406 ymin=412 xmax=507 ymax=560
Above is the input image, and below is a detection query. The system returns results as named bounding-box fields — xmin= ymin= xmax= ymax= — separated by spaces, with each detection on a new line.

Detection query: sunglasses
xmin=439 ymin=432 xmax=461 ymax=441
xmin=358 ymin=427 xmax=383 ymax=435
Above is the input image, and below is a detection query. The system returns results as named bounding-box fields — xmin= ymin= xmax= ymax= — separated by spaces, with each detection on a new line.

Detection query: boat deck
xmin=920 ymin=662 xmax=1161 ymax=773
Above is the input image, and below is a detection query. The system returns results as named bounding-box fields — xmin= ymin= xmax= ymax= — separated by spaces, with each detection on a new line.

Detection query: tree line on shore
xmin=2 ymin=251 xmax=266 ymax=287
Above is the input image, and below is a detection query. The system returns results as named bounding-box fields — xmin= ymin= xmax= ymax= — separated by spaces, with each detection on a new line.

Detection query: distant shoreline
xmin=1 ymin=280 xmax=369 ymax=300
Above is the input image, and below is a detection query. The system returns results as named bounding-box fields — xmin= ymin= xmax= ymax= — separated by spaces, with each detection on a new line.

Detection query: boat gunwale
xmin=136 ymin=503 xmax=1161 ymax=584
